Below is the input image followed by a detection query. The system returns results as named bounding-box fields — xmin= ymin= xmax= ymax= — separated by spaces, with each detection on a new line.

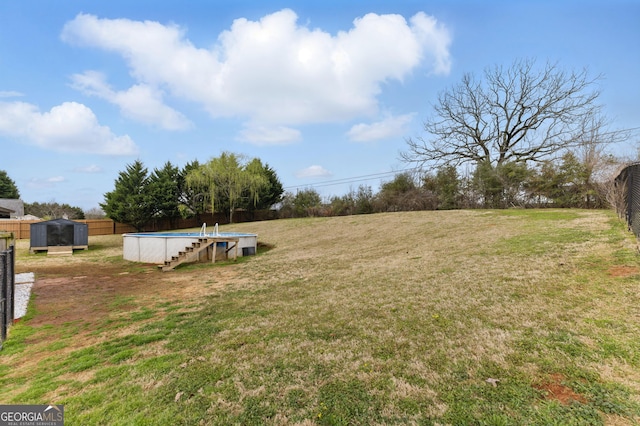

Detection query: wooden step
xmin=48 ymin=246 xmax=73 ymax=256
xmin=161 ymin=236 xmax=240 ymax=271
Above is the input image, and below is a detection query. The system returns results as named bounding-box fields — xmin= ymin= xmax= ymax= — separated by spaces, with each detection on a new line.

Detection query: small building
xmin=0 ymin=206 xmax=12 ymax=219
xmin=0 ymin=199 xmax=24 ymax=219
xmin=29 ymin=218 xmax=88 ymax=255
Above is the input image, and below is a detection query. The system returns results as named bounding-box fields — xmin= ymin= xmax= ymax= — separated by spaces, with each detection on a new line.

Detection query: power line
xmin=284 ymin=125 xmax=640 ymax=193
xmin=284 ymin=167 xmax=422 ymax=191
xmin=291 ymin=170 xmax=410 ymax=187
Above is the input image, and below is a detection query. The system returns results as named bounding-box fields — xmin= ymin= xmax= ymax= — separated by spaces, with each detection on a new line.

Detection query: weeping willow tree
xmin=186 ymin=152 xmax=269 ymax=223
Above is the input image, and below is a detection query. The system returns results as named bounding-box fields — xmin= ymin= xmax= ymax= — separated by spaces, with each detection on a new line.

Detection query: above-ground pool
xmin=123 ymin=231 xmax=258 ymax=264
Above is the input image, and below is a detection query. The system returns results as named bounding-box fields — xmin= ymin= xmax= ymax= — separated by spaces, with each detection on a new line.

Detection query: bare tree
xmin=84 ymin=207 xmax=106 ymax=219
xmin=402 ymin=59 xmax=604 ymax=168
xmin=571 ymin=114 xmax=628 ymax=208
xmin=605 ymin=167 xmax=628 ymax=217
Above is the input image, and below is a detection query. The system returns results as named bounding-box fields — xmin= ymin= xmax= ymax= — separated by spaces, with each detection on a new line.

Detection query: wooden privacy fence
xmin=0 ymin=210 xmax=278 ymax=240
xmin=0 ymin=219 xmax=136 ymax=240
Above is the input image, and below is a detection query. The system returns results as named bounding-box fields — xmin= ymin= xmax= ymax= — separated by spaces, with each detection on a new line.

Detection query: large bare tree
xmin=402 ymin=59 xmax=604 ymax=168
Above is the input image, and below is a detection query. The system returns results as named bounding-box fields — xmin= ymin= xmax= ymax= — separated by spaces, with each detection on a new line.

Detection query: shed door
xmin=47 ymin=223 xmax=74 ymax=246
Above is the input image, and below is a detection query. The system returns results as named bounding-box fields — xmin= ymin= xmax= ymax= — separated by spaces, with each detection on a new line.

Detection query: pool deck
xmin=160 ymin=236 xmax=241 ymax=271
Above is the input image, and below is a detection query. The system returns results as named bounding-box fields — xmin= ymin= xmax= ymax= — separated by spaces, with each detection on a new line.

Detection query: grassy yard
xmin=1 ymin=209 xmax=639 ymax=425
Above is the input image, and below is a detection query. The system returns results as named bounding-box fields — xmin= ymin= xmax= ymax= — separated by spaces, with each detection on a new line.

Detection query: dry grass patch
xmin=1 ymin=209 xmax=639 ymax=424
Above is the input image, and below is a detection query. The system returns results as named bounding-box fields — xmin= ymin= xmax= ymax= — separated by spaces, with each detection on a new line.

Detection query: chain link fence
xmin=614 ymin=163 xmax=640 ymax=238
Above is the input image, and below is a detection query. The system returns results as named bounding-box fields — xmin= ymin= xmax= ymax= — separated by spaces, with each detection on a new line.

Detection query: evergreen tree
xmin=148 ymin=161 xmax=181 ymax=224
xmin=0 ymin=170 xmax=20 ymax=199
xmin=424 ymin=165 xmax=460 ymax=210
xmin=101 ymin=160 xmax=153 ymax=231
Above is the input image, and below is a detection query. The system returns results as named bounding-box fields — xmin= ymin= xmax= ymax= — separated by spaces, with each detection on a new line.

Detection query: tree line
xmin=0 ymin=171 xmax=86 ymax=219
xmin=0 ymin=146 xmax=624 ymax=227
xmin=100 ymin=152 xmax=283 ymax=230
xmin=282 ymin=149 xmax=620 ymax=218
xmin=102 ymin=134 xmax=622 ymax=228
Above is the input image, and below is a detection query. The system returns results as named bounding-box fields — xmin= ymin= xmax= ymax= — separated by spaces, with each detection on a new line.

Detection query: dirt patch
xmin=608 ymin=265 xmax=639 ymax=278
xmin=28 ymin=264 xmax=235 ymax=328
xmin=534 ymin=373 xmax=587 ymax=405
xmin=13 ymin=260 xmax=240 ymax=368
xmin=31 ymin=272 xmax=135 ymax=327
xmin=1 ymin=259 xmax=241 ymax=379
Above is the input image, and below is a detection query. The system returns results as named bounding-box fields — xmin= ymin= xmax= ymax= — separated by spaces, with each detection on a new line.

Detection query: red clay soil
xmin=608 ymin=265 xmax=639 ymax=278
xmin=23 ymin=262 xmax=233 ymax=329
xmin=534 ymin=373 xmax=587 ymax=405
xmin=0 ymin=255 xmax=242 ymax=396
xmin=28 ymin=267 xmax=151 ymax=327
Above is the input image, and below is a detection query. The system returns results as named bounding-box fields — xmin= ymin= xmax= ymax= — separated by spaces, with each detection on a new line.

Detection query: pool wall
xmin=123 ymin=232 xmax=258 ymax=264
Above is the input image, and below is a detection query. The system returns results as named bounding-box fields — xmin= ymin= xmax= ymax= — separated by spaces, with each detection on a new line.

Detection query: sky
xmin=1 ymin=0 xmax=639 ymax=211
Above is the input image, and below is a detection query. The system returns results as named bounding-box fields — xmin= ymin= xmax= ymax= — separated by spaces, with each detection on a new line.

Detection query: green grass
xmin=2 ymin=209 xmax=640 ymax=424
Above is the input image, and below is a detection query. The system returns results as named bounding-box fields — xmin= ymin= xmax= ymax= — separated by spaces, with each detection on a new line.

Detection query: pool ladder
xmin=199 ymin=222 xmax=219 ymax=237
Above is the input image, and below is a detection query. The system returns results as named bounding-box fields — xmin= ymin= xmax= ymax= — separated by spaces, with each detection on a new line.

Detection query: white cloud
xmin=61 ymin=10 xmax=451 ymax=126
xmin=295 ymin=165 xmax=332 ymax=179
xmin=70 ymin=71 xmax=192 ymax=130
xmin=0 ymin=101 xmax=138 ymax=155
xmin=237 ymin=124 xmax=301 ymax=145
xmin=0 ymin=91 xmax=24 ymax=98
xmin=347 ymin=113 xmax=415 ymax=142
xmin=26 ymin=176 xmax=65 ymax=189
xmin=74 ymin=164 xmax=103 ymax=173
xmin=409 ymin=12 xmax=452 ymax=76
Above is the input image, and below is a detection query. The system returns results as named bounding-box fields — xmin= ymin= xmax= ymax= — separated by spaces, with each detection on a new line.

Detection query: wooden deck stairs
xmin=160 ymin=236 xmax=240 ymax=272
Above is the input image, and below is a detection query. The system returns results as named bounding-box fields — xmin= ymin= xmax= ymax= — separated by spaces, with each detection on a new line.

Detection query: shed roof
xmin=32 ymin=218 xmax=86 ymax=226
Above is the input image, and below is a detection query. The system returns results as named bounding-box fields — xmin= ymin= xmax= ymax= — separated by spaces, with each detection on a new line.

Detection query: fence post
xmin=0 ymin=251 xmax=6 ymax=345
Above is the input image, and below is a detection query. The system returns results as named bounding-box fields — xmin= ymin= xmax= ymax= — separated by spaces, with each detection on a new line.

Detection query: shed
xmin=30 ymin=218 xmax=88 ymax=255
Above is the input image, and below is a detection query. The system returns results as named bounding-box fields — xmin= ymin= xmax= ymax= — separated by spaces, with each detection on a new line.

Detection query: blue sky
xmin=1 ymin=0 xmax=639 ymax=210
